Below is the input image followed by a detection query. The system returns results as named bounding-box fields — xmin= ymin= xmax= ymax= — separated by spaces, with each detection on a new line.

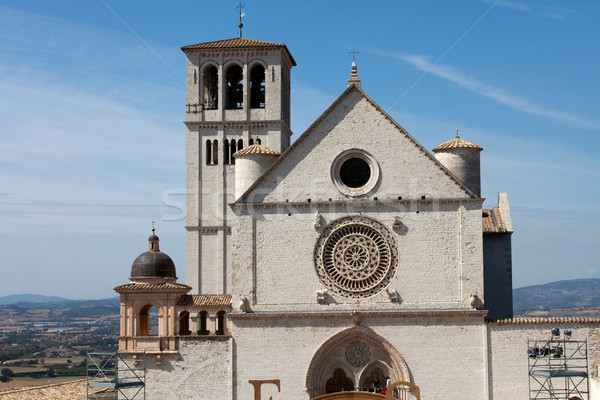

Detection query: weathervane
xmin=236 ymin=2 xmax=245 ymax=38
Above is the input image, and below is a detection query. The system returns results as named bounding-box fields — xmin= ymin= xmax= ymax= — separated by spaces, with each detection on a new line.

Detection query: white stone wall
xmin=231 ymin=314 xmax=487 ymax=400
xmin=244 ymin=89 xmax=473 ymax=204
xmin=143 ymin=338 xmax=231 ymax=400
xmin=233 ymin=203 xmax=483 ymax=309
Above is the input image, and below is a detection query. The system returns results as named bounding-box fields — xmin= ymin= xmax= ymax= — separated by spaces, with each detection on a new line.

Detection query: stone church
xmin=114 ymin=35 xmax=600 ymax=399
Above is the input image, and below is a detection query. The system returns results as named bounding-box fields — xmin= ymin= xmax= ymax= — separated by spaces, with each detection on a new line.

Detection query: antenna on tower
xmin=236 ymin=2 xmax=245 ymax=38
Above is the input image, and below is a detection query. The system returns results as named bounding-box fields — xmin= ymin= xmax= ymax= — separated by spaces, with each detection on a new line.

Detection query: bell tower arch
xmin=181 ymin=38 xmax=296 ymax=294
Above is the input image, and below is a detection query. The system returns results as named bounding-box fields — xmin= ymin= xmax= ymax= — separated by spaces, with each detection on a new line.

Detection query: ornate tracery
xmin=315 ymin=217 xmax=398 ymax=298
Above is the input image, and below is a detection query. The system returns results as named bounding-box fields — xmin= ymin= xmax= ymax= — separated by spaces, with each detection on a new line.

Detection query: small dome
xmin=232 ymin=144 xmax=280 ymax=157
xmin=130 ymin=230 xmax=177 ymax=280
xmin=432 ymin=135 xmax=482 ymax=152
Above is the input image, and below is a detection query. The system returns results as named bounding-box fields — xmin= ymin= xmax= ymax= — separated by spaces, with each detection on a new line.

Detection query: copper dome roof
xmin=130 ymin=231 xmax=177 ymax=280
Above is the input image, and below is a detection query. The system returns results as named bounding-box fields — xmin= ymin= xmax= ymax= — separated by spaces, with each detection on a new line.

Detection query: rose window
xmin=315 ymin=216 xmax=398 ymax=298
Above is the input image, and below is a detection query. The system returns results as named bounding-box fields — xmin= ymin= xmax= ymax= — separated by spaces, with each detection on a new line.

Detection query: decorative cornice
xmin=231 ymin=197 xmax=484 ymax=209
xmin=229 ymin=309 xmax=488 ymax=320
xmin=185 ymin=226 xmax=232 ymax=233
xmin=488 ymin=317 xmax=600 ymax=325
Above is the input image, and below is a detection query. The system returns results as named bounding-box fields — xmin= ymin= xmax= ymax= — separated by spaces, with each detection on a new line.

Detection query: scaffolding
xmin=87 ymin=352 xmax=146 ymax=400
xmin=528 ymin=330 xmax=589 ymax=400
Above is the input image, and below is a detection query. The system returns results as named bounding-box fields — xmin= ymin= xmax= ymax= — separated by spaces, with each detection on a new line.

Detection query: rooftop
xmin=181 ymin=38 xmax=296 ymax=65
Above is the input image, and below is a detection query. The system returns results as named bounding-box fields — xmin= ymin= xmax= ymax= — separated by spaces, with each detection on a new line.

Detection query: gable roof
xmin=181 ymin=37 xmax=296 ymax=66
xmin=236 ymin=84 xmax=478 ymax=203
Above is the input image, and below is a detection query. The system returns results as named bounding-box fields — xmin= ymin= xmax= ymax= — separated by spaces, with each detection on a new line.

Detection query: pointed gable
xmin=237 ymin=85 xmax=477 ymax=204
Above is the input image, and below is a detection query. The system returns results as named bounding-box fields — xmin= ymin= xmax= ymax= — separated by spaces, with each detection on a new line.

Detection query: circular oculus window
xmin=331 ymin=150 xmax=380 ymax=196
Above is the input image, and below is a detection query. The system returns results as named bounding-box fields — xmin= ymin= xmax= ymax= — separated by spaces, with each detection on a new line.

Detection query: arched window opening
xmin=178 ymin=311 xmax=190 ymax=336
xmin=256 ymin=138 xmax=261 ymax=145
xmin=325 ymin=368 xmax=354 ymax=394
xmin=203 ymin=66 xmax=218 ymax=110
xmin=250 ymin=65 xmax=265 ymax=108
xmin=216 ymin=310 xmax=226 ymax=335
xmin=212 ymin=140 xmax=219 ymax=165
xmin=223 ymin=139 xmax=230 ymax=164
xmin=138 ymin=305 xmax=159 ymax=336
xmin=237 ymin=139 xmax=243 ymax=151
xmin=225 ymin=65 xmax=243 ymax=109
xmin=206 ymin=140 xmax=212 ymax=165
xmin=361 ymin=367 xmax=386 ymax=393
xmin=230 ymin=140 xmax=237 ymax=165
xmin=249 ymin=138 xmax=254 ymax=145
xmin=198 ymin=311 xmax=209 ymax=335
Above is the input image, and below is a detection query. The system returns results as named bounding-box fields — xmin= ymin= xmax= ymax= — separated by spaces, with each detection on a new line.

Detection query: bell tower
xmin=181 ymin=37 xmax=295 ymax=294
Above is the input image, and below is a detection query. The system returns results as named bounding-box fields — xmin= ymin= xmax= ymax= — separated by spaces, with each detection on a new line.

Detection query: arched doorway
xmin=306 ymin=327 xmax=411 ymax=399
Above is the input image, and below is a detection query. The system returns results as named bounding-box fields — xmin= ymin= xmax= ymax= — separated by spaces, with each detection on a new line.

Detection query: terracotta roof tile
xmin=114 ymin=282 xmax=191 ymax=292
xmin=233 ymin=144 xmax=280 ymax=157
xmin=181 ymin=38 xmax=296 ymax=66
xmin=176 ymin=294 xmax=232 ymax=308
xmin=0 ymin=379 xmax=86 ymax=399
xmin=488 ymin=317 xmax=600 ymax=324
xmin=482 ymin=208 xmax=507 ymax=234
xmin=432 ymin=136 xmax=483 ymax=152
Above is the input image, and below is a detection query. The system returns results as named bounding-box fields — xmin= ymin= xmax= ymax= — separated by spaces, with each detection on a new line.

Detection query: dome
xmin=130 ymin=230 xmax=177 ymax=280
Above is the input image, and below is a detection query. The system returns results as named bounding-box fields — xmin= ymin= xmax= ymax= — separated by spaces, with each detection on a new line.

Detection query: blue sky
xmin=0 ymin=1 xmax=598 ymax=299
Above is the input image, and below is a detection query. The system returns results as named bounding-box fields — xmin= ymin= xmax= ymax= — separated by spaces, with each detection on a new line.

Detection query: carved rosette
xmin=314 ymin=216 xmax=398 ymax=298
xmin=345 ymin=341 xmax=371 ymax=367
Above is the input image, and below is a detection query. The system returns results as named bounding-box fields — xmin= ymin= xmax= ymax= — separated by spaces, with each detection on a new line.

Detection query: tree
xmin=1 ymin=368 xmax=14 ymax=377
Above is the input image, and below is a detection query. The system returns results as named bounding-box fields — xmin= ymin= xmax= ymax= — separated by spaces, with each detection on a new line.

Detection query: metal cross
xmin=236 ymin=2 xmax=245 ymax=38
xmin=348 ymin=47 xmax=360 ymax=62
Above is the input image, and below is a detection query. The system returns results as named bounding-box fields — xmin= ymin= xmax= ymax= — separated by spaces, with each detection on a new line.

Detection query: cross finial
xmin=348 ymin=47 xmax=360 ymax=63
xmin=152 ymin=220 xmax=155 ymax=235
xmin=455 ymin=128 xmax=460 ymax=138
xmin=236 ymin=2 xmax=245 ymax=38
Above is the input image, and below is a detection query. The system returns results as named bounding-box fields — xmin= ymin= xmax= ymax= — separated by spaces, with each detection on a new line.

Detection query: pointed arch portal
xmin=306 ymin=327 xmax=414 ymax=399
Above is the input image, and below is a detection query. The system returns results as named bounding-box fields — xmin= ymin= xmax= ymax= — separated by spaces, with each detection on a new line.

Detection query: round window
xmin=331 ymin=149 xmax=380 ymax=197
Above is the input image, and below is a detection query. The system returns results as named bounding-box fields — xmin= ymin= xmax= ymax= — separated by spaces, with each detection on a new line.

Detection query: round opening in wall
xmin=331 ymin=149 xmax=380 ymax=197
xmin=339 ymin=157 xmax=371 ymax=188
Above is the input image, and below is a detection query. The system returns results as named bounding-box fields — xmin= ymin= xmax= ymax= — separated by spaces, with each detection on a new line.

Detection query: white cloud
xmin=476 ymin=0 xmax=576 ymax=20
xmin=373 ymin=50 xmax=598 ymax=130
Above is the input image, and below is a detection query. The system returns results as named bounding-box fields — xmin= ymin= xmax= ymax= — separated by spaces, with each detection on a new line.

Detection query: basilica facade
xmin=114 ymin=36 xmax=600 ymax=399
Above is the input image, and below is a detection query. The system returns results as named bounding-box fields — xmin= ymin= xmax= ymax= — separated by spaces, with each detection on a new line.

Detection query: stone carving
xmin=392 ymin=217 xmax=403 ymax=231
xmin=350 ymin=310 xmax=362 ymax=325
xmin=386 ymin=287 xmax=400 ymax=303
xmin=239 ymin=296 xmax=249 ymax=312
xmin=470 ymin=293 xmax=478 ymax=309
xmin=314 ymin=210 xmax=322 ymax=230
xmin=315 ymin=289 xmax=328 ymax=304
xmin=314 ymin=216 xmax=398 ymax=298
xmin=345 ymin=340 xmax=371 ymax=367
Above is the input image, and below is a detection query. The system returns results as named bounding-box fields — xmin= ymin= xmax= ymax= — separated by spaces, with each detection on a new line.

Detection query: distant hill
xmin=0 ymin=294 xmax=119 ymax=309
xmin=0 ymin=293 xmax=71 ymax=305
xmin=514 ymin=278 xmax=600 ymax=313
